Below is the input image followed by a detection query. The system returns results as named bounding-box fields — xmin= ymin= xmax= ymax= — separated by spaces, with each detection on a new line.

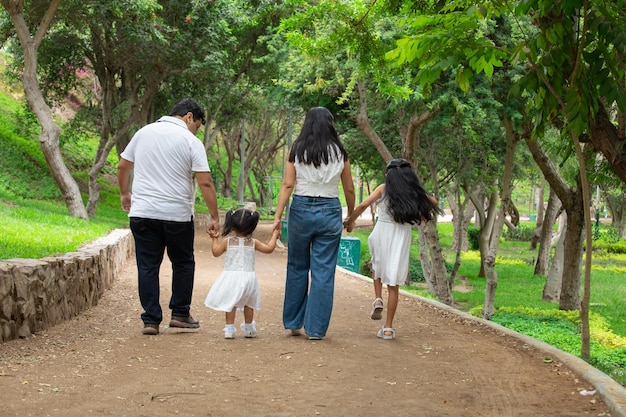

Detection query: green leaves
xmin=385 ymin=0 xmax=626 ymax=145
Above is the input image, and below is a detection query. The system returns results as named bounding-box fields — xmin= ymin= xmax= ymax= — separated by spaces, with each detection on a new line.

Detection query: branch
xmin=33 ymin=0 xmax=61 ymax=48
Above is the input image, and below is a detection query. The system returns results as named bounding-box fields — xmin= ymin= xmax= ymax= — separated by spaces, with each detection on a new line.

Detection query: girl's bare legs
xmin=385 ymin=285 xmax=399 ymax=334
xmin=370 ymin=278 xmax=384 ymax=320
xmin=373 ymin=278 xmax=383 ymax=299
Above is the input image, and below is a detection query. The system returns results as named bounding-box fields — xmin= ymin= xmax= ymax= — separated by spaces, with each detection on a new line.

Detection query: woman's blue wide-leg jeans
xmin=283 ymin=195 xmax=343 ymax=338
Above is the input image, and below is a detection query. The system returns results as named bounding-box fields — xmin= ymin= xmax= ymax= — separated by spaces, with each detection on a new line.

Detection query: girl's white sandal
xmin=377 ymin=327 xmax=395 ymax=340
xmin=370 ymin=298 xmax=384 ymax=320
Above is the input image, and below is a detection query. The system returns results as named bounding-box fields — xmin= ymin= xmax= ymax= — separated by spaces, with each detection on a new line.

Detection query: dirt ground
xmin=0 ymin=223 xmax=619 ymax=417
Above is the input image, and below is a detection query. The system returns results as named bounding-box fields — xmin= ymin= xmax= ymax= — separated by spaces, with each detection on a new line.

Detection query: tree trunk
xmin=589 ymin=102 xmax=626 ymax=184
xmin=422 ymin=221 xmax=453 ymax=306
xmin=448 ymin=184 xmax=464 ymax=286
xmin=2 ymin=0 xmax=88 ymax=220
xmin=483 ymin=118 xmax=516 ymax=320
xmin=475 ymin=189 xmax=497 ymax=278
xmin=355 ymin=80 xmax=393 ymax=162
xmin=605 ymin=190 xmax=626 ymax=238
xmin=543 ymin=213 xmax=566 ymax=302
xmin=449 ymin=185 xmax=478 ymax=252
xmin=530 ymin=183 xmax=545 ymax=249
xmin=559 ymin=186 xmax=584 ymax=311
xmin=534 ymin=188 xmax=561 ymax=276
xmin=525 ymin=136 xmax=585 ymax=311
xmin=418 ymin=229 xmax=437 ymax=295
xmin=482 ymin=201 xmax=506 ymax=320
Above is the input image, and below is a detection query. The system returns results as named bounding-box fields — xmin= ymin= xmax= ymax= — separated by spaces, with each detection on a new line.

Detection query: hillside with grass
xmin=0 ymin=79 xmax=129 ymax=260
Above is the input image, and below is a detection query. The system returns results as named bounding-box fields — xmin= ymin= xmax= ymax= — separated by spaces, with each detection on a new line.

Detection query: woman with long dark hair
xmin=272 ymin=107 xmax=355 ymax=340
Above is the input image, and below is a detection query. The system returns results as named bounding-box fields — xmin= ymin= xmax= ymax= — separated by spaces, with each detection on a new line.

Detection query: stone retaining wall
xmin=0 ymin=229 xmax=133 ymax=342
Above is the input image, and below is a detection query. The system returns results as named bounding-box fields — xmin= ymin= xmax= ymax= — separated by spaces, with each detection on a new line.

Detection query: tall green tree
xmin=46 ymin=0 xmax=234 ymax=217
xmin=1 ymin=0 xmax=88 ymax=219
xmin=386 ymin=0 xmax=626 ymax=360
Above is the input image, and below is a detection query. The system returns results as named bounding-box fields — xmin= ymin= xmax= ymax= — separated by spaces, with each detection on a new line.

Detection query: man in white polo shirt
xmin=118 ymin=98 xmax=220 ymax=335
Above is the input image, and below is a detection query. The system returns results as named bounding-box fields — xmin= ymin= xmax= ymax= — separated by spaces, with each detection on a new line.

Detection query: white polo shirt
xmin=121 ymin=116 xmax=210 ymax=222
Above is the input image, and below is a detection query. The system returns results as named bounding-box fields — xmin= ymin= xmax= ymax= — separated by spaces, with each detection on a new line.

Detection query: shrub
xmin=467 ymin=226 xmax=480 ymax=250
xmin=408 ymin=257 xmax=453 ymax=283
xmin=593 ymin=234 xmax=626 ymax=254
xmin=503 ymin=224 xmax=534 ymax=241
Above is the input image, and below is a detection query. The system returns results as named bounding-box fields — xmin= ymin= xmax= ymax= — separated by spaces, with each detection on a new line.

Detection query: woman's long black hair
xmin=288 ymin=107 xmax=348 ymax=167
xmin=383 ymin=158 xmax=442 ymax=224
xmin=222 ymin=208 xmax=260 ymax=236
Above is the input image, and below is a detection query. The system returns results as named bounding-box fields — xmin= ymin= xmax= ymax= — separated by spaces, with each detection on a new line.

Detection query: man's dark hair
xmin=170 ymin=98 xmax=205 ymax=125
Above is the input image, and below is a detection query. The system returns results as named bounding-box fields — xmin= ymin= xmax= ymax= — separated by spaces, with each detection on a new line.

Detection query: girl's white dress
xmin=367 ymin=199 xmax=412 ymax=286
xmin=204 ymin=237 xmax=261 ymax=311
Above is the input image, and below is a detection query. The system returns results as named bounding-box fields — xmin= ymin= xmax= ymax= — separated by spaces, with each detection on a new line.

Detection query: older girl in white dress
xmin=205 ymin=208 xmax=279 ymax=339
xmin=344 ymin=159 xmax=441 ymax=340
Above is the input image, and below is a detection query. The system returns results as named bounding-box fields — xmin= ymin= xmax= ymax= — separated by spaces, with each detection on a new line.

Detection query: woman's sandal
xmin=377 ymin=327 xmax=395 ymax=340
xmin=370 ymin=298 xmax=384 ymax=320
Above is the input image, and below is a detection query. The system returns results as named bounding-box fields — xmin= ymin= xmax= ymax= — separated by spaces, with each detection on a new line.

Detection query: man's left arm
xmin=196 ymin=171 xmax=220 ymax=233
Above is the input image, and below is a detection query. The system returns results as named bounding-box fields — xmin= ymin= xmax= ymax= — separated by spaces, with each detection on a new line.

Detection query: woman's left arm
xmin=340 ymin=159 xmax=356 ymax=217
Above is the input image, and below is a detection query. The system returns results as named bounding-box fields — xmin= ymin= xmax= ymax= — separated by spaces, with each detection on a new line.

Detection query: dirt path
xmin=0 ymin=223 xmax=620 ymax=417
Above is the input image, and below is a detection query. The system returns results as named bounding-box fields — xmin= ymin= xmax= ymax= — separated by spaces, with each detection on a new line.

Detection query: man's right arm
xmin=117 ymin=157 xmax=133 ymax=213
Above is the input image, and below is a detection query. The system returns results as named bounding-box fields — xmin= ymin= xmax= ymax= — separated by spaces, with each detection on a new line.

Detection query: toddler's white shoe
xmin=240 ymin=321 xmax=257 ymax=338
xmin=223 ymin=325 xmax=236 ymax=339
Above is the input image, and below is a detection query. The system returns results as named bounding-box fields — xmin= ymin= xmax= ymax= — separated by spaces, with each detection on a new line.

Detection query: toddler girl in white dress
xmin=205 ymin=208 xmax=279 ymax=339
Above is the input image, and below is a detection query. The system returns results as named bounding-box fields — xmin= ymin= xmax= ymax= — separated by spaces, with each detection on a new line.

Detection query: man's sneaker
xmin=240 ymin=321 xmax=257 ymax=338
xmin=170 ymin=315 xmax=200 ymax=329
xmin=142 ymin=324 xmax=159 ymax=335
xmin=223 ymin=325 xmax=236 ymax=339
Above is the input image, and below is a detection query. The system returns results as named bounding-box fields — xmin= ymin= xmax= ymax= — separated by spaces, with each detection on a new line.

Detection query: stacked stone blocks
xmin=0 ymin=229 xmax=133 ymax=342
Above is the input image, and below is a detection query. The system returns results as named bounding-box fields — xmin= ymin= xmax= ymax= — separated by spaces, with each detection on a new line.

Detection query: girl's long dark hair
xmin=222 ymin=208 xmax=260 ymax=236
xmin=383 ymin=158 xmax=442 ymax=224
xmin=288 ymin=107 xmax=348 ymax=167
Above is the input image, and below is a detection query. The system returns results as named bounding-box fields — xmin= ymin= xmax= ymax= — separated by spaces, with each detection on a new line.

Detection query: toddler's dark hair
xmin=222 ymin=208 xmax=260 ymax=236
xmin=383 ymin=158 xmax=442 ymax=224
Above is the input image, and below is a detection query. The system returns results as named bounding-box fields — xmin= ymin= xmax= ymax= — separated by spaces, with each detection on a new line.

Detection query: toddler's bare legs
xmin=225 ymin=308 xmax=237 ymax=325
xmin=223 ymin=308 xmax=237 ymax=339
xmin=243 ymin=306 xmax=254 ymax=324
xmin=241 ymin=306 xmax=257 ymax=338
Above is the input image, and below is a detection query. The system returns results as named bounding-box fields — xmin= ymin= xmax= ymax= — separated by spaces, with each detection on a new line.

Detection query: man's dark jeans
xmin=130 ymin=217 xmax=195 ymax=325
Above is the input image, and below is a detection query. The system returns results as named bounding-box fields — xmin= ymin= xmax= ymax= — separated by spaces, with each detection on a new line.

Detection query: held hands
xmin=343 ymin=217 xmax=354 ymax=233
xmin=271 ymin=219 xmax=282 ymax=233
xmin=206 ymin=218 xmax=220 ymax=237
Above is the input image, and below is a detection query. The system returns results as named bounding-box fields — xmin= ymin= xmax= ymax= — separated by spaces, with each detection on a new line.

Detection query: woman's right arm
xmin=343 ymin=184 xmax=385 ymax=232
xmin=272 ymin=160 xmax=296 ymax=233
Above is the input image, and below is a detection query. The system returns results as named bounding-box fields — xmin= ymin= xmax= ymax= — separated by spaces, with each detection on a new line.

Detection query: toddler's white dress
xmin=204 ymin=237 xmax=261 ymax=311
xmin=367 ymin=199 xmax=412 ymax=286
